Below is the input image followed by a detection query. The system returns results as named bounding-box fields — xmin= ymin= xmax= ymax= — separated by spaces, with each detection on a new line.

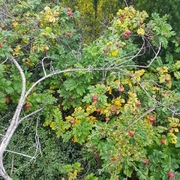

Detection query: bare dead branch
xmin=11 ymin=58 xmax=26 ymax=119
xmin=34 ymin=118 xmax=42 ymax=156
xmin=123 ymin=0 xmax=129 ymax=7
xmin=5 ymin=150 xmax=36 ymax=159
xmin=0 ymin=58 xmax=8 ymax=65
xmin=146 ymin=41 xmax=162 ymax=68
xmin=41 ymin=56 xmax=51 ymax=76
xmin=10 ymin=154 xmax=14 ymax=177
xmin=0 ymin=58 xmax=27 ymax=180
xmin=19 ymin=108 xmax=43 ymax=124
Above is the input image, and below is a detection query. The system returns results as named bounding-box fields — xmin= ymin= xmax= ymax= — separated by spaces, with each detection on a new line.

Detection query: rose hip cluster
xmin=67 ymin=7 xmax=73 ymax=18
xmin=123 ymin=30 xmax=131 ymax=39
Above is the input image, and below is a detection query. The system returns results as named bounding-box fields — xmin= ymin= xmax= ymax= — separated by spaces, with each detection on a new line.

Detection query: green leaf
xmin=174 ymin=71 xmax=180 ymax=79
xmin=85 ymin=173 xmax=99 ymax=180
xmin=45 ymin=27 xmax=52 ymax=33
xmin=5 ymin=87 xmax=14 ymax=94
xmin=63 ymin=79 xmax=77 ymax=91
xmin=175 ymin=132 xmax=180 ymax=148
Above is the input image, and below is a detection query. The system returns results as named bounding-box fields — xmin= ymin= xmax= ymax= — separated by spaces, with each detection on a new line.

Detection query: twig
xmin=10 ymin=155 xmax=14 ymax=176
xmin=106 ymin=36 xmax=147 ymax=70
xmin=5 ymin=150 xmax=36 ymax=159
xmin=146 ymin=41 xmax=161 ymax=68
xmin=0 ymin=58 xmax=8 ymax=65
xmin=127 ymin=107 xmax=156 ymax=128
xmin=34 ymin=117 xmax=42 ymax=156
xmin=19 ymin=108 xmax=43 ymax=123
xmin=41 ymin=56 xmax=51 ymax=76
xmin=123 ymin=0 xmax=128 ymax=7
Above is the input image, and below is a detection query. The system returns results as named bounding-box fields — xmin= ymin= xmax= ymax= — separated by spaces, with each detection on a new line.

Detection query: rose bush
xmin=0 ymin=1 xmax=180 ymax=179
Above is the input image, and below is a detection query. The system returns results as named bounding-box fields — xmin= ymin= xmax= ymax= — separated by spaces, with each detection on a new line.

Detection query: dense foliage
xmin=0 ymin=0 xmax=180 ymax=179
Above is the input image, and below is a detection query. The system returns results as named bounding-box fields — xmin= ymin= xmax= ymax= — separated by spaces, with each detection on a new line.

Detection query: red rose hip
xmin=92 ymin=95 xmax=98 ymax=102
xmin=25 ymin=103 xmax=31 ymax=109
xmin=168 ymin=172 xmax=175 ymax=180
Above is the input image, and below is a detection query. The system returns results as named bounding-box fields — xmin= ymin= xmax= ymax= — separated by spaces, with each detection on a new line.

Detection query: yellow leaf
xmin=12 ymin=22 xmax=18 ymax=28
xmin=156 ymin=67 xmax=168 ymax=74
xmin=135 ymin=69 xmax=145 ymax=76
xmin=65 ymin=116 xmax=73 ymax=121
xmin=86 ymin=105 xmax=96 ymax=114
xmin=167 ymin=132 xmax=177 ymax=144
xmin=107 ymin=86 xmax=112 ymax=94
xmin=48 ymin=16 xmax=56 ymax=23
xmin=50 ymin=122 xmax=55 ymax=130
xmin=173 ymin=128 xmax=179 ymax=133
xmin=111 ymin=49 xmax=118 ymax=56
xmin=22 ymin=39 xmax=29 ymax=44
xmin=13 ymin=45 xmax=21 ymax=55
xmin=134 ymin=69 xmax=145 ymax=81
xmin=137 ymin=28 xmax=145 ymax=35
xmin=44 ymin=6 xmax=51 ymax=12
xmin=89 ymin=116 xmax=98 ymax=123
xmin=107 ymin=41 xmax=113 ymax=46
xmin=152 ymin=86 xmax=159 ymax=91
xmin=168 ymin=117 xmax=179 ymax=123
xmin=114 ymin=100 xmax=121 ymax=106
xmin=169 ymin=122 xmax=178 ymax=127
xmin=73 ymin=136 xmax=78 ymax=143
